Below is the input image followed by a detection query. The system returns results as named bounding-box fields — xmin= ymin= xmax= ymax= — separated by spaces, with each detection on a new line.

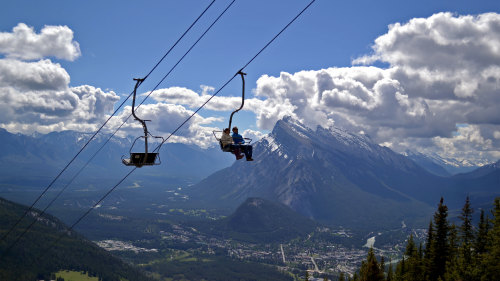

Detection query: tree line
xmin=343 ymin=196 xmax=500 ymax=281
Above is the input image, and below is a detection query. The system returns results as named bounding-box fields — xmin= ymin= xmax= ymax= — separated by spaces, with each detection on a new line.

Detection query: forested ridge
xmin=346 ymin=196 xmax=500 ymax=281
xmin=0 ymin=197 xmax=153 ymax=281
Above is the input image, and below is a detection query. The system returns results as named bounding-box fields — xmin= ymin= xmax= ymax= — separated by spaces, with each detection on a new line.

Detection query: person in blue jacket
xmin=232 ymin=126 xmax=253 ymax=161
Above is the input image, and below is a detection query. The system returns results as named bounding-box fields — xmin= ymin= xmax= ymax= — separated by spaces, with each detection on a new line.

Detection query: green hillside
xmin=193 ymin=197 xmax=319 ymax=243
xmin=0 ymin=197 xmax=152 ymax=281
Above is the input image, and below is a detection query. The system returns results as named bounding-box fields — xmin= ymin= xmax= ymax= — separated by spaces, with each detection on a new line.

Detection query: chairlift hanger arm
xmin=131 ymin=78 xmax=146 ymax=125
xmin=228 ymin=70 xmax=246 ymax=130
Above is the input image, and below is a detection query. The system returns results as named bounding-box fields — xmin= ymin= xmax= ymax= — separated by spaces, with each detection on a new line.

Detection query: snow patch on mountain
xmin=261 ymin=135 xmax=288 ymax=159
xmin=326 ymin=126 xmax=374 ymax=153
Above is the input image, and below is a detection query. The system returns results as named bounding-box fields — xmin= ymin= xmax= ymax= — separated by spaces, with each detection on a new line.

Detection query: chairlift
xmin=122 ymin=78 xmax=165 ymax=167
xmin=213 ymin=71 xmax=252 ymax=152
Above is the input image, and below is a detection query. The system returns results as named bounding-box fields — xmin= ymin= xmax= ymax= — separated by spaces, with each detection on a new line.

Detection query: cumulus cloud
xmin=251 ymin=12 xmax=500 ymax=164
xmin=110 ymin=103 xmax=220 ymax=148
xmin=150 ymin=85 xmax=264 ymax=112
xmin=0 ymin=24 xmax=117 ymax=135
xmin=0 ymin=23 xmax=81 ymax=61
xmin=3 ymin=13 xmax=500 ymax=163
xmin=0 ymin=23 xmax=247 ymax=148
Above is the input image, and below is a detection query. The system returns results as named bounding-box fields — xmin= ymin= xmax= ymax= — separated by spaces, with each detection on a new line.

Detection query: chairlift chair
xmin=213 ymin=70 xmax=253 ymax=153
xmin=122 ymin=78 xmax=165 ymax=167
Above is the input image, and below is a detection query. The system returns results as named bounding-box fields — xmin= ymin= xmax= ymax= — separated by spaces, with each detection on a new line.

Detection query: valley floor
xmin=95 ymin=224 xmax=418 ymax=279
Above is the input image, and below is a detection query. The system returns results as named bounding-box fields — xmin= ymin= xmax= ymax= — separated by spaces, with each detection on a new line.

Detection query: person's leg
xmin=243 ymin=145 xmax=253 ymax=160
xmin=231 ymin=145 xmax=243 ymax=160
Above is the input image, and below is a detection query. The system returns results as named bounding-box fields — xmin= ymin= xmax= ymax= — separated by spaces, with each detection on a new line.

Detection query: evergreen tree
xmin=430 ymin=197 xmax=449 ymax=281
xmin=459 ymin=196 xmax=474 ymax=264
xmin=475 ymin=209 xmax=489 ymax=256
xmin=423 ymin=220 xmax=435 ymax=280
xmin=386 ymin=259 xmax=393 ymax=281
xmin=401 ymin=235 xmax=424 ymax=281
xmin=379 ymin=256 xmax=385 ymax=279
xmin=444 ymin=224 xmax=460 ymax=281
xmin=360 ymin=247 xmax=384 ymax=281
xmin=457 ymin=196 xmax=475 ymax=280
xmin=339 ymin=272 xmax=345 ymax=281
xmin=481 ymin=198 xmax=500 ymax=281
xmin=394 ymin=256 xmax=405 ymax=281
xmin=472 ymin=209 xmax=490 ymax=280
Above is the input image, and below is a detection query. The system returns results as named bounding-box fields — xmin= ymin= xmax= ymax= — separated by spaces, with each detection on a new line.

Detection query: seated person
xmin=232 ymin=126 xmax=253 ymax=161
xmin=221 ymin=128 xmax=243 ymax=160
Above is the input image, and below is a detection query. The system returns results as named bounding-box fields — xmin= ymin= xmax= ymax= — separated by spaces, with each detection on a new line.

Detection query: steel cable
xmin=19 ymin=0 xmax=317 ymax=262
xmin=0 ymin=0 xmax=217 ymax=250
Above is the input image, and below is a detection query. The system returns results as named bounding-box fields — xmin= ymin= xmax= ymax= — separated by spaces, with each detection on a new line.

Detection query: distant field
xmin=55 ymin=270 xmax=98 ymax=281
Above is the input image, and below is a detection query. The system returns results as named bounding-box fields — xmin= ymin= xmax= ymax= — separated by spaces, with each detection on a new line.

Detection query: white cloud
xmin=110 ymin=103 xmax=220 ymax=148
xmin=2 ymin=14 xmax=500 ymax=164
xmin=241 ymin=129 xmax=265 ymax=144
xmin=494 ymin=131 xmax=500 ymax=139
xmin=150 ymin=85 xmax=265 ymax=112
xmin=0 ymin=23 xmax=81 ymax=61
xmin=0 ymin=24 xmax=117 ymax=135
xmin=251 ymin=12 xmax=500 ymax=164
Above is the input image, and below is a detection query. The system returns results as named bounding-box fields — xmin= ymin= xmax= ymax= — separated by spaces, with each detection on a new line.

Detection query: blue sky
xmin=1 ymin=0 xmax=500 ymax=164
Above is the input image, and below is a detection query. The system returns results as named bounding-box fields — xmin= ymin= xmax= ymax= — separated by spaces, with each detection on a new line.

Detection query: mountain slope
xmin=0 ymin=197 xmax=152 ymax=281
xmin=404 ymin=150 xmax=479 ymax=175
xmin=188 ymin=117 xmax=499 ymax=229
xmin=404 ymin=150 xmax=452 ymax=177
xmin=193 ymin=197 xmax=319 ymax=243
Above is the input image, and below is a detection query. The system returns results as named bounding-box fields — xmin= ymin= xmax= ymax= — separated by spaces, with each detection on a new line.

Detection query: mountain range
xmin=0 ymin=117 xmax=498 ymax=231
xmin=188 ymin=117 xmax=500 ymax=230
xmin=0 ymin=127 xmax=233 ymax=186
xmin=404 ymin=150 xmax=480 ymax=176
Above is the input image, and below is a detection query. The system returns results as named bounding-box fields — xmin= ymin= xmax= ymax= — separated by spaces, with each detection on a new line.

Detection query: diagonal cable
xmin=29 ymin=0 xmax=317 ymax=261
xmin=0 ymin=0 xmax=236 ymax=257
xmin=0 ymin=0 xmax=216 ymax=245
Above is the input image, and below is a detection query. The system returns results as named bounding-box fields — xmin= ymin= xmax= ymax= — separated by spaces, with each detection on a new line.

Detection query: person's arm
xmin=232 ymin=133 xmax=244 ymax=144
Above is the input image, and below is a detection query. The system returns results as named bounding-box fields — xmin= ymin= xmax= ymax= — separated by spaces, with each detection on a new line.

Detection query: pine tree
xmin=423 ymin=220 xmax=435 ymax=280
xmin=472 ymin=209 xmax=490 ymax=280
xmin=456 ymin=196 xmax=475 ymax=280
xmin=400 ymin=234 xmax=424 ymax=281
xmin=394 ymin=256 xmax=405 ymax=280
xmin=481 ymin=197 xmax=500 ymax=281
xmin=360 ymin=247 xmax=384 ymax=281
xmin=430 ymin=197 xmax=449 ymax=281
xmin=444 ymin=224 xmax=460 ymax=281
xmin=475 ymin=209 xmax=489 ymax=256
xmin=339 ymin=272 xmax=345 ymax=281
xmin=379 ymin=256 xmax=385 ymax=279
xmin=459 ymin=196 xmax=474 ymax=262
xmin=386 ymin=260 xmax=393 ymax=281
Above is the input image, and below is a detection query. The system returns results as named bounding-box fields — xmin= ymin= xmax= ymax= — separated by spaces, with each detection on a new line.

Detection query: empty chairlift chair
xmin=122 ymin=78 xmax=164 ymax=167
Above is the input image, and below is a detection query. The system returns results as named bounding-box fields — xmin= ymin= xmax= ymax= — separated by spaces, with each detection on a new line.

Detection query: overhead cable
xmin=0 ymin=0 xmax=216 ymax=249
xmin=38 ymin=0 xmax=317 ymax=261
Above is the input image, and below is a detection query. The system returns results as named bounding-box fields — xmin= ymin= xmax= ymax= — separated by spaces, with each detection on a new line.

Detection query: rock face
xmin=189 ymin=117 xmax=499 ymax=229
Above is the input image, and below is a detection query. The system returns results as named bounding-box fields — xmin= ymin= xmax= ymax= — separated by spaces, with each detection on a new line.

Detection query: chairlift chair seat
xmin=122 ymin=152 xmax=159 ymax=167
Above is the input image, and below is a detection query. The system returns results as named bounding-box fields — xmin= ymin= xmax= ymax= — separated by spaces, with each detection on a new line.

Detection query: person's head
xmin=223 ymin=128 xmax=230 ymax=134
xmin=232 ymin=126 xmax=238 ymax=133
